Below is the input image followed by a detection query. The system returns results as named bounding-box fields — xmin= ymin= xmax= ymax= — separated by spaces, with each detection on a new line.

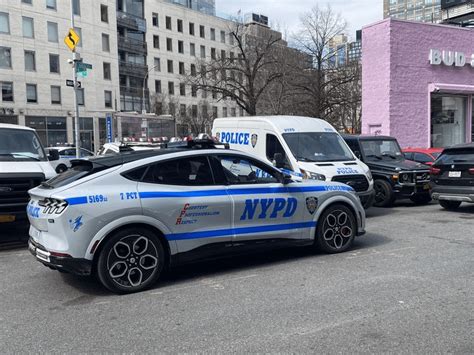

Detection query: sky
xmin=215 ymin=0 xmax=383 ymax=41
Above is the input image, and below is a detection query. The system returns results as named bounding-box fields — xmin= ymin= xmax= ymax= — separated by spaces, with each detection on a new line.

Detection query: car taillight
xmin=469 ymin=168 xmax=474 ymax=175
xmin=430 ymin=167 xmax=441 ymax=175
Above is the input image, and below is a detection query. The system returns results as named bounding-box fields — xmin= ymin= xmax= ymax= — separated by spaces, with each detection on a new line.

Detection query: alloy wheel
xmin=322 ymin=210 xmax=354 ymax=250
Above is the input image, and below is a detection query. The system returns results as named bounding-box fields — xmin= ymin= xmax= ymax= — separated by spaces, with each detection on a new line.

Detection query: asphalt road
xmin=0 ymin=202 xmax=473 ymax=353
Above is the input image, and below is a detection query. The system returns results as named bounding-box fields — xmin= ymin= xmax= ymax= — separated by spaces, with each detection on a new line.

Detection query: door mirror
xmin=48 ymin=149 xmax=60 ymax=161
xmin=273 ymin=153 xmax=285 ymax=169
xmin=354 ymin=150 xmax=362 ymax=159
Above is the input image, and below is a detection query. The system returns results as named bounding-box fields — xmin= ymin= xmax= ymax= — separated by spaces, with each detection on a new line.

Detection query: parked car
xmin=343 ymin=135 xmax=431 ymax=207
xmin=45 ymin=146 xmax=94 ymax=173
xmin=27 ymin=139 xmax=366 ymax=294
xmin=402 ymin=148 xmax=443 ymax=166
xmin=97 ymin=142 xmax=161 ymax=155
xmin=0 ymin=124 xmax=57 ymax=233
xmin=430 ymin=143 xmax=474 ymax=210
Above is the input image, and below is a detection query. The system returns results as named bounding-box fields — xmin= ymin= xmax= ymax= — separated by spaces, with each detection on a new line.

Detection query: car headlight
xmin=400 ymin=173 xmax=411 ymax=183
xmin=366 ymin=170 xmax=373 ymax=181
xmin=302 ymin=170 xmax=326 ymax=181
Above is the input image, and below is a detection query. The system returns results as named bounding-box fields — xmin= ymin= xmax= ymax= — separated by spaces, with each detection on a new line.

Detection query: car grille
xmin=415 ymin=171 xmax=430 ymax=183
xmin=332 ymin=174 xmax=369 ymax=192
xmin=0 ymin=174 xmax=45 ymax=213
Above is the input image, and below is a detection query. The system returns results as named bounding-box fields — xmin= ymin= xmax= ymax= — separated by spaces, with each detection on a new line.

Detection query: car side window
xmin=61 ymin=149 xmax=75 ymax=156
xmin=142 ymin=156 xmax=214 ymax=186
xmin=266 ymin=134 xmax=291 ymax=169
xmin=414 ymin=153 xmax=432 ymax=163
xmin=80 ymin=149 xmax=93 ymax=157
xmin=403 ymin=152 xmax=413 ymax=160
xmin=217 ymin=155 xmax=279 ymax=185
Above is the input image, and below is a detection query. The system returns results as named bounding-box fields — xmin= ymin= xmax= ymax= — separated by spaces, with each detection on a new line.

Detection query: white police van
xmin=212 ymin=116 xmax=375 ymax=208
xmin=27 ymin=139 xmax=366 ymax=294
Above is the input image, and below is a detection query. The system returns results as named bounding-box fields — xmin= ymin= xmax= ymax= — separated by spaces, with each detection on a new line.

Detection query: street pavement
xmin=0 ymin=202 xmax=472 ymax=353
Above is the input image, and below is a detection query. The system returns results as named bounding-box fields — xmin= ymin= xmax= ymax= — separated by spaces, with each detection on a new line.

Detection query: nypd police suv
xmin=27 ymin=139 xmax=366 ymax=294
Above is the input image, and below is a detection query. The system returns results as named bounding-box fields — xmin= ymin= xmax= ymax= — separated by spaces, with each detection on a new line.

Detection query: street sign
xmin=76 ymin=62 xmax=93 ymax=71
xmin=66 ymin=80 xmax=81 ymax=88
xmin=106 ymin=113 xmax=113 ymax=143
xmin=77 ymin=70 xmax=88 ymax=78
xmin=64 ymin=28 xmax=80 ymax=51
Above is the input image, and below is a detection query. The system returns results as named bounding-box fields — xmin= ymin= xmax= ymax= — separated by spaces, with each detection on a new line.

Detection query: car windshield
xmin=360 ymin=140 xmax=403 ymax=160
xmin=431 ymin=152 xmax=441 ymax=159
xmin=282 ymin=132 xmax=355 ymax=162
xmin=0 ymin=128 xmax=46 ymax=161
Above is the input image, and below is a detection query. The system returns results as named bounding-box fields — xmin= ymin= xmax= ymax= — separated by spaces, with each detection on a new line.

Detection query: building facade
xmin=441 ymin=0 xmax=474 ymax=25
xmin=362 ymin=18 xmax=473 ymax=148
xmin=384 ymin=0 xmax=442 ymax=22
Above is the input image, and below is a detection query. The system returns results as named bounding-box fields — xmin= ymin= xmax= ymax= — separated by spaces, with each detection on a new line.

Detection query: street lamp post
xmin=141 ymin=64 xmax=161 ymax=114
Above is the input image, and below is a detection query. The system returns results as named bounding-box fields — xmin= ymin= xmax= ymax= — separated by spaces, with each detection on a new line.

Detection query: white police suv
xmin=27 ymin=140 xmax=366 ymax=294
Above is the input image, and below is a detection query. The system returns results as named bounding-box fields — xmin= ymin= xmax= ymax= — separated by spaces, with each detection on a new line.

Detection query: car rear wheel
xmin=373 ymin=179 xmax=395 ymax=207
xmin=315 ymin=204 xmax=356 ymax=253
xmin=439 ymin=200 xmax=461 ymax=211
xmin=56 ymin=164 xmax=68 ymax=173
xmin=96 ymin=227 xmax=165 ymax=294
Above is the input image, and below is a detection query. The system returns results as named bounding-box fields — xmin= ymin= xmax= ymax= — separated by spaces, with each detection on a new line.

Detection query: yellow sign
xmin=64 ymin=28 xmax=80 ymax=51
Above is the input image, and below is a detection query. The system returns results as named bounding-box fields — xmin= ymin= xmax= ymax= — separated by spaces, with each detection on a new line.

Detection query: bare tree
xmin=180 ymin=100 xmax=215 ymax=136
xmin=185 ymin=21 xmax=286 ymax=116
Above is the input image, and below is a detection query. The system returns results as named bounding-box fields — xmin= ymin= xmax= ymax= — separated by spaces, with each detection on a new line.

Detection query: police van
xmin=212 ymin=116 xmax=374 ymax=208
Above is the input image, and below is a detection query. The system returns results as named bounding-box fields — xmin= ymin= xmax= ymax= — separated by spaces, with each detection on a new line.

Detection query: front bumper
xmin=28 ymin=238 xmax=92 ymax=276
xmin=393 ymin=182 xmax=431 ymax=199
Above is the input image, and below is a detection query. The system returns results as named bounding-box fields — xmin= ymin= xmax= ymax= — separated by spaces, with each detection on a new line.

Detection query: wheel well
xmin=91 ymin=223 xmax=171 ymax=274
xmin=56 ymin=164 xmax=67 ymax=170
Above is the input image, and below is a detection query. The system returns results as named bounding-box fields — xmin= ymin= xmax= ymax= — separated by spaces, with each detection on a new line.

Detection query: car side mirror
xmin=354 ymin=151 xmax=362 ymax=159
xmin=48 ymin=149 xmax=60 ymax=161
xmin=278 ymin=172 xmax=293 ymax=184
xmin=273 ymin=153 xmax=285 ymax=169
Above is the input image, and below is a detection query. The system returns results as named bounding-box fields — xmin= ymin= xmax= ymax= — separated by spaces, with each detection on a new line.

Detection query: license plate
xmin=0 ymin=215 xmax=15 ymax=223
xmin=449 ymin=171 xmax=461 ymax=178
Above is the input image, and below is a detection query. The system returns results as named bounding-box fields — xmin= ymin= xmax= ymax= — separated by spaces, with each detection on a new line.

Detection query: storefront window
xmin=25 ymin=116 xmax=67 ymax=147
xmin=431 ymin=95 xmax=467 ymax=148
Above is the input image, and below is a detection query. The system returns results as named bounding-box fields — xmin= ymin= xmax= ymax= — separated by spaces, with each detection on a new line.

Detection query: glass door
xmin=431 ymin=94 xmax=467 ymax=148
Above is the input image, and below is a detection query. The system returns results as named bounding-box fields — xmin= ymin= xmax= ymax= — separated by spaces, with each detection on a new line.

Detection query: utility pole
xmin=70 ymin=0 xmax=81 ymax=158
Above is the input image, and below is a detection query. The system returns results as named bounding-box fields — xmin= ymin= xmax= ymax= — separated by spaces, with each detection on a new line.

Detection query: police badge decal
xmin=251 ymin=134 xmax=258 ymax=148
xmin=215 ymin=132 xmax=221 ymax=141
xmin=306 ymin=197 xmax=318 ymax=215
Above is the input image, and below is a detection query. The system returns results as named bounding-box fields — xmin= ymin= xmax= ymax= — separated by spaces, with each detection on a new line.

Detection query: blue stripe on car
xmin=166 ymin=221 xmax=317 ymax=241
xmin=66 ymin=196 xmax=88 ymax=205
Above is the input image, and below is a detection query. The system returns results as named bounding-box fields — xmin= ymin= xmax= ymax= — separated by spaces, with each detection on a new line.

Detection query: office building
xmin=441 ymin=0 xmax=474 ymax=26
xmin=383 ymin=0 xmax=442 ymax=22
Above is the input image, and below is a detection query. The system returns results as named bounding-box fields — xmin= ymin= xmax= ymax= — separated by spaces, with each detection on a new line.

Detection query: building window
xmin=209 ymin=28 xmax=216 ymax=41
xmin=431 ymin=95 xmax=467 ymax=147
xmin=190 ymin=43 xmax=195 ymax=56
xmin=177 ymin=19 xmax=183 ymax=33
xmin=200 ymin=45 xmax=206 ymax=58
xmin=229 ymin=33 xmax=235 ymax=45
xmin=51 ymin=86 xmax=61 ymax=104
xmin=180 ymin=83 xmax=186 ymax=96
xmin=152 ymin=13 xmax=159 ymax=27
xmin=190 ymin=64 xmax=196 ymax=76
xmin=191 ymin=85 xmax=197 ymax=97
xmin=0 ymin=13 xmax=9 ymax=34
xmin=199 ymin=25 xmax=205 ymax=38
xmin=22 ymin=17 xmax=34 ymax=38
xmin=46 ymin=0 xmax=57 ymax=9
xmin=101 ymin=4 xmax=108 ymax=23
xmin=222 ymin=107 xmax=227 ymax=117
xmin=74 ymin=27 xmax=82 ymax=47
xmin=168 ymin=82 xmax=174 ymax=95
xmin=221 ymin=50 xmax=226 ymax=60
xmin=26 ymin=84 xmax=37 ymax=103
xmin=178 ymin=40 xmax=184 ymax=54
xmin=24 ymin=50 xmax=36 ymax=71
xmin=73 ymin=0 xmax=81 ymax=16
xmin=1 ymin=82 xmax=13 ymax=102
xmin=47 ymin=22 xmax=58 ymax=42
xmin=189 ymin=22 xmax=194 ymax=35
xmin=0 ymin=47 xmax=11 ymax=68
xmin=103 ymin=62 xmax=111 ymax=80
xmin=153 ymin=35 xmax=160 ymax=49
xmin=192 ymin=105 xmax=198 ymax=118
xmin=102 ymin=33 xmax=110 ymax=52
xmin=211 ymin=47 xmax=216 ymax=59
xmin=240 ymin=107 xmax=244 ymax=116
xmin=155 ymin=80 xmax=161 ymax=93
xmin=167 ymin=59 xmax=173 ymax=73
xmin=49 ymin=54 xmax=60 ymax=73
xmin=179 ymin=62 xmax=185 ymax=75
xmin=104 ymin=90 xmax=112 ymax=108
xmin=154 ymin=57 xmax=161 ymax=71
xmin=212 ymin=106 xmax=218 ymax=118
xmin=77 ymin=88 xmax=84 ymax=106
xmin=22 ymin=0 xmax=32 ymax=4
xmin=220 ymin=30 xmax=226 ymax=43
xmin=166 ymin=38 xmax=173 ymax=52
xmin=231 ymin=107 xmax=236 ymax=117
xmin=166 ymin=16 xmax=172 ymax=30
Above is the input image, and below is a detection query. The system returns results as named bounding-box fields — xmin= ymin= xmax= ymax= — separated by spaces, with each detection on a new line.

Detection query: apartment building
xmin=383 ymin=0 xmax=442 ymax=22
xmin=0 ymin=0 xmax=119 ymax=151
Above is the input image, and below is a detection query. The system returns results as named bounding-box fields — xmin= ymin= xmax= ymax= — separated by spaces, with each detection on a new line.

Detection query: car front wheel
xmin=315 ymin=204 xmax=356 ymax=253
xmin=373 ymin=179 xmax=395 ymax=207
xmin=56 ymin=164 xmax=68 ymax=173
xmin=439 ymin=200 xmax=461 ymax=211
xmin=96 ymin=227 xmax=165 ymax=294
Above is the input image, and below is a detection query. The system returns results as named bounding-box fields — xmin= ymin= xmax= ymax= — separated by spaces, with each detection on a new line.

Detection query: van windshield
xmin=283 ymin=132 xmax=355 ymax=162
xmin=0 ymin=128 xmax=46 ymax=161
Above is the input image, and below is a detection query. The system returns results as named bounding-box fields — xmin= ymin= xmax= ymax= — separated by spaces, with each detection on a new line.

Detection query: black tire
xmin=56 ymin=164 xmax=68 ymax=173
xmin=315 ymin=204 xmax=356 ymax=253
xmin=439 ymin=200 xmax=461 ymax=211
xmin=96 ymin=227 xmax=165 ymax=294
xmin=410 ymin=194 xmax=432 ymax=205
xmin=373 ymin=179 xmax=395 ymax=207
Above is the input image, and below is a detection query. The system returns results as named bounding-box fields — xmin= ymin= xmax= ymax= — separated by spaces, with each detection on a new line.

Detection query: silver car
xmin=27 ymin=140 xmax=366 ymax=294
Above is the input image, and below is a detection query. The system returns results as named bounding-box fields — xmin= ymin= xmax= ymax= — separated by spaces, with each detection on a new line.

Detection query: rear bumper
xmin=28 ymin=237 xmax=92 ymax=276
xmin=431 ymin=185 xmax=474 ymax=202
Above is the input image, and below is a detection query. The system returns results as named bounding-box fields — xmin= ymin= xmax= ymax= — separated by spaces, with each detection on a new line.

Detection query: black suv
xmin=430 ymin=143 xmax=474 ymax=210
xmin=343 ymin=135 xmax=431 ymax=207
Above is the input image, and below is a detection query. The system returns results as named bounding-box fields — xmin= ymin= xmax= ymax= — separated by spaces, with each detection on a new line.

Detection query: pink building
xmin=362 ymin=18 xmax=474 ymax=148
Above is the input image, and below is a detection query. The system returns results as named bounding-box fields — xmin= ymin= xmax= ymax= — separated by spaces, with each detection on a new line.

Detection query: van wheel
xmin=373 ymin=179 xmax=395 ymax=207
xmin=315 ymin=204 xmax=356 ymax=253
xmin=56 ymin=164 xmax=68 ymax=173
xmin=439 ymin=200 xmax=461 ymax=211
xmin=96 ymin=227 xmax=165 ymax=294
